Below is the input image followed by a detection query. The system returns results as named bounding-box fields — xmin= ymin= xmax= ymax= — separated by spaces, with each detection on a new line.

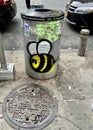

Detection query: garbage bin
xmin=21 ymin=8 xmax=64 ymax=79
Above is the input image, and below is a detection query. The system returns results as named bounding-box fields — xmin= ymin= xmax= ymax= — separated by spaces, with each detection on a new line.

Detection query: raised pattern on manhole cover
xmin=3 ymin=84 xmax=58 ymax=130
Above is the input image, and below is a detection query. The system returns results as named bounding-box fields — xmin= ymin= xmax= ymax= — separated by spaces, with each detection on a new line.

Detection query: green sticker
xmin=36 ymin=21 xmax=61 ymax=42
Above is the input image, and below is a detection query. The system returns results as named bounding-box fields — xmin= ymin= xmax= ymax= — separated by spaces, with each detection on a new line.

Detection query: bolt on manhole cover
xmin=3 ymin=84 xmax=58 ymax=130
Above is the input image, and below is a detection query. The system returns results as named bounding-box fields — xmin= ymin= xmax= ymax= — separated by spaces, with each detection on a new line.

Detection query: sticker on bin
xmin=27 ymin=39 xmax=56 ymax=73
xmin=36 ymin=21 xmax=61 ymax=42
xmin=24 ymin=22 xmax=30 ymax=36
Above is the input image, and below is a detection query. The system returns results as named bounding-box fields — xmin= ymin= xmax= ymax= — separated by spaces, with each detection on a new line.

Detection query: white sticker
xmin=24 ymin=22 xmax=30 ymax=36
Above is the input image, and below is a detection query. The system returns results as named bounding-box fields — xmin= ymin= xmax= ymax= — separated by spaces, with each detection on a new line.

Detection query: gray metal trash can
xmin=21 ymin=9 xmax=64 ymax=79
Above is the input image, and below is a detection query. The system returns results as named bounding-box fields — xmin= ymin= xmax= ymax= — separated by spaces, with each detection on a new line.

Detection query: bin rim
xmin=21 ymin=8 xmax=64 ymax=21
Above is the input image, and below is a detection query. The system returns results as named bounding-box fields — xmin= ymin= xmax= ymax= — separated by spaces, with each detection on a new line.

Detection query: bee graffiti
xmin=27 ymin=39 xmax=56 ymax=73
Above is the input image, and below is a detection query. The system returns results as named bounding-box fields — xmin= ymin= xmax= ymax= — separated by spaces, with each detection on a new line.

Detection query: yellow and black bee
xmin=27 ymin=39 xmax=56 ymax=73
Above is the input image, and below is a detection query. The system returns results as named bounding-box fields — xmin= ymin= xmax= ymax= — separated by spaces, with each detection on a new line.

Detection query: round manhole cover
xmin=3 ymin=84 xmax=58 ymax=130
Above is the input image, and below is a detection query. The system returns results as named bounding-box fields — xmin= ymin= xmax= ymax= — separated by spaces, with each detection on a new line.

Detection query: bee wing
xmin=37 ymin=40 xmax=51 ymax=54
xmin=27 ymin=42 xmax=37 ymax=55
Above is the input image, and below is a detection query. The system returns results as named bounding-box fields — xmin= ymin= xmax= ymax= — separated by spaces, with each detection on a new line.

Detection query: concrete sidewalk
xmin=0 ymin=50 xmax=93 ymax=130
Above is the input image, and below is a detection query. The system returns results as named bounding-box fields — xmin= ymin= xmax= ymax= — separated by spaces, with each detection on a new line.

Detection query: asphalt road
xmin=1 ymin=0 xmax=93 ymax=51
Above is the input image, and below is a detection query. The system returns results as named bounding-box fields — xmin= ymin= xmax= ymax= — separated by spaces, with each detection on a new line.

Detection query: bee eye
xmin=32 ymin=59 xmax=37 ymax=64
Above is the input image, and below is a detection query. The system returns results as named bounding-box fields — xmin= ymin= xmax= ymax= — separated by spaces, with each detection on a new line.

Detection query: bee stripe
xmin=42 ymin=55 xmax=54 ymax=72
xmin=40 ymin=55 xmax=47 ymax=72
xmin=36 ymin=55 xmax=45 ymax=72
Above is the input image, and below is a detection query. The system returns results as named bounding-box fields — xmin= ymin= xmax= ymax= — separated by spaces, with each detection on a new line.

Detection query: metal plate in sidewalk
xmin=2 ymin=84 xmax=58 ymax=130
